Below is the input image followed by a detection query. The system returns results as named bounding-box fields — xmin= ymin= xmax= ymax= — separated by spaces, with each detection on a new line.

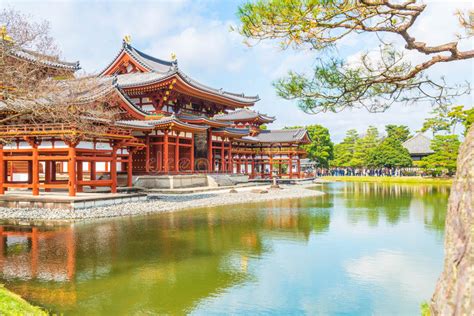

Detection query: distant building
xmin=402 ymin=133 xmax=434 ymax=161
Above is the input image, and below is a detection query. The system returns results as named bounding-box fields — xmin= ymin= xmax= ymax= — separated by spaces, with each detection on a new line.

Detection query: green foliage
xmin=331 ymin=129 xmax=358 ymax=167
xmin=421 ymin=301 xmax=431 ymax=316
xmin=367 ymin=137 xmax=412 ymax=168
xmin=286 ymin=124 xmax=334 ymax=167
xmin=420 ymin=135 xmax=460 ymax=176
xmin=385 ymin=124 xmax=410 ymax=142
xmin=0 ymin=285 xmax=47 ymax=315
xmin=421 ymin=104 xmax=473 ymax=136
xmin=350 ymin=126 xmax=380 ymax=167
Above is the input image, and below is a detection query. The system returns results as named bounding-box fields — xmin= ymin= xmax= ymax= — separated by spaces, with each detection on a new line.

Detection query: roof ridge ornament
xmin=123 ymin=35 xmax=132 ymax=47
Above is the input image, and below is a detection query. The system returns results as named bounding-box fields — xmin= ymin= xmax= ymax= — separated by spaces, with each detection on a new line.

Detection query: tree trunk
xmin=431 ymin=126 xmax=473 ymax=315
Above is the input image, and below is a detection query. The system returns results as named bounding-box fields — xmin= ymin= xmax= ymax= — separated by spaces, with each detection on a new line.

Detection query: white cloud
xmin=2 ymin=0 xmax=472 ymax=142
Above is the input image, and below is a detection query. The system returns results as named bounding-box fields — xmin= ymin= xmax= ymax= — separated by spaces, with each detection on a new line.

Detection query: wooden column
xmin=163 ymin=130 xmax=169 ymax=173
xmin=289 ymin=154 xmax=293 ymax=179
xmin=127 ymin=149 xmax=134 ymax=187
xmin=207 ymin=129 xmax=213 ymax=172
xmin=90 ymin=161 xmax=96 ymax=189
xmin=190 ymin=133 xmax=195 ymax=173
xmin=251 ymin=155 xmax=255 ymax=178
xmin=175 ymin=132 xmax=180 ymax=173
xmin=110 ymin=146 xmax=117 ymax=193
xmin=220 ymin=138 xmax=225 ymax=172
xmin=44 ymin=161 xmax=52 ymax=192
xmin=68 ymin=145 xmax=77 ymax=197
xmin=297 ymin=156 xmax=301 ymax=178
xmin=269 ymin=154 xmax=273 ymax=178
xmin=228 ymin=139 xmax=233 ymax=173
xmin=31 ymin=142 xmax=39 ymax=196
xmin=51 ymin=161 xmax=57 ymax=181
xmin=0 ymin=144 xmax=4 ymax=195
xmin=76 ymin=161 xmax=83 ymax=193
xmin=145 ymin=133 xmax=151 ymax=173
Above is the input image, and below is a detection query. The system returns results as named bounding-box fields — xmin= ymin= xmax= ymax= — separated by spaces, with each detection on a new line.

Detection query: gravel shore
xmin=0 ymin=185 xmax=324 ymax=222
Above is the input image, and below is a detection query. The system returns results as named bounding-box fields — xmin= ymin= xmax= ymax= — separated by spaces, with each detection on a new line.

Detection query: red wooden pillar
xmin=0 ymin=144 xmax=4 ymax=195
xmin=163 ymin=130 xmax=169 ymax=173
xmin=44 ymin=161 xmax=52 ymax=192
xmin=207 ymin=129 xmax=213 ymax=172
xmin=51 ymin=161 xmax=57 ymax=182
xmin=269 ymin=154 xmax=273 ymax=178
xmin=90 ymin=161 xmax=96 ymax=189
xmin=297 ymin=156 xmax=301 ymax=178
xmin=220 ymin=138 xmax=225 ymax=172
xmin=228 ymin=139 xmax=233 ymax=173
xmin=190 ymin=133 xmax=195 ymax=173
xmin=289 ymin=154 xmax=293 ymax=179
xmin=110 ymin=146 xmax=117 ymax=193
xmin=31 ymin=143 xmax=39 ymax=196
xmin=68 ymin=145 xmax=77 ymax=197
xmin=145 ymin=133 xmax=150 ymax=173
xmin=127 ymin=149 xmax=134 ymax=187
xmin=175 ymin=132 xmax=180 ymax=173
xmin=76 ymin=161 xmax=83 ymax=193
xmin=251 ymin=155 xmax=255 ymax=178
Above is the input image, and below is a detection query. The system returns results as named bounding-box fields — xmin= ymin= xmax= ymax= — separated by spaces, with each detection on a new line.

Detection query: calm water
xmin=0 ymin=182 xmax=449 ymax=315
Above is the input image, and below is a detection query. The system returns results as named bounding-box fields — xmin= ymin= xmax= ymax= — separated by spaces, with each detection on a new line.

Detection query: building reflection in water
xmin=0 ymin=196 xmax=332 ymax=314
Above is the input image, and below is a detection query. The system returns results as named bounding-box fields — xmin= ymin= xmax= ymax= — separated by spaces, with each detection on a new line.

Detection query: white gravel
xmin=0 ymin=185 xmax=324 ymax=222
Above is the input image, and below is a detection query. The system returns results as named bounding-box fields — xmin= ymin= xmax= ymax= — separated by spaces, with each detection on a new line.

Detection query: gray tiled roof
xmin=402 ymin=133 xmax=434 ymax=155
xmin=100 ymin=42 xmax=259 ymax=104
xmin=214 ymin=109 xmax=275 ymax=122
xmin=9 ymin=47 xmax=80 ymax=71
xmin=243 ymin=128 xmax=309 ymax=143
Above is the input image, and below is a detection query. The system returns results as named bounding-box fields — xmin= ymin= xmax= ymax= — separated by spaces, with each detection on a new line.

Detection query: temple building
xmin=0 ymin=39 xmax=310 ymax=196
xmin=402 ymin=133 xmax=434 ymax=161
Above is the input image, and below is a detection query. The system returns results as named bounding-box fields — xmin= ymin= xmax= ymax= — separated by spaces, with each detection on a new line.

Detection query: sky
xmin=1 ymin=0 xmax=473 ymax=142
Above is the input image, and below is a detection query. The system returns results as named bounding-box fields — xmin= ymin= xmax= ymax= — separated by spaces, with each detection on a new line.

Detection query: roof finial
xmin=0 ymin=26 xmax=13 ymax=43
xmin=123 ymin=35 xmax=132 ymax=45
xmin=170 ymin=52 xmax=177 ymax=61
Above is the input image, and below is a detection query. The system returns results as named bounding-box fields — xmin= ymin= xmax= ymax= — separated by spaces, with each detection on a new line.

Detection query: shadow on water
xmin=0 ymin=182 xmax=449 ymax=315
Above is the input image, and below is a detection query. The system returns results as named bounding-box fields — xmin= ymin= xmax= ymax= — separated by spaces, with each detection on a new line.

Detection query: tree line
xmin=291 ymin=104 xmax=472 ymax=176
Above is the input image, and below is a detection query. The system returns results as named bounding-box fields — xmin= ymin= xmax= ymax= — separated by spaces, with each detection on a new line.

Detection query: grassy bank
xmin=0 ymin=285 xmax=47 ymax=315
xmin=321 ymin=176 xmax=453 ymax=185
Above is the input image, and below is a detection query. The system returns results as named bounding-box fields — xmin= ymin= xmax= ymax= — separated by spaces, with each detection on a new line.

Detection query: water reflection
xmin=338 ymin=182 xmax=449 ymax=232
xmin=0 ymin=182 xmax=449 ymax=315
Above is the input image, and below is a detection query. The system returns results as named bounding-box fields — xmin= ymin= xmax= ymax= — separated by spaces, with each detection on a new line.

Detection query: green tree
xmin=350 ymin=126 xmax=380 ymax=167
xmin=420 ymin=135 xmax=461 ymax=176
xmin=367 ymin=138 xmax=412 ymax=168
xmin=331 ymin=129 xmax=358 ymax=167
xmin=385 ymin=125 xmax=410 ymax=143
xmin=421 ymin=104 xmax=473 ymax=136
xmin=285 ymin=124 xmax=334 ymax=167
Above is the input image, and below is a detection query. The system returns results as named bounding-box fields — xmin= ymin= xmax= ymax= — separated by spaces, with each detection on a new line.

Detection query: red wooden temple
xmin=0 ymin=39 xmax=310 ymax=196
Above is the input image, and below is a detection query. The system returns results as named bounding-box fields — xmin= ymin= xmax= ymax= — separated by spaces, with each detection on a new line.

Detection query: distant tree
xmin=285 ymin=124 xmax=333 ymax=167
xmin=350 ymin=126 xmax=379 ymax=167
xmin=331 ymin=129 xmax=358 ymax=167
xmin=260 ymin=124 xmax=268 ymax=130
xmin=420 ymin=135 xmax=461 ymax=176
xmin=385 ymin=125 xmax=410 ymax=143
xmin=368 ymin=136 xmax=412 ymax=168
xmin=422 ymin=104 xmax=473 ymax=136
xmin=304 ymin=124 xmax=333 ymax=167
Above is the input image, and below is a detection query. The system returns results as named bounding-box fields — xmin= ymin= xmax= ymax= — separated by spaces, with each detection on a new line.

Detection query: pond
xmin=0 ymin=182 xmax=449 ymax=315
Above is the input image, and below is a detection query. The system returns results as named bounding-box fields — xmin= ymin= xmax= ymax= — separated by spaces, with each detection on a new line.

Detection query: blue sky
xmin=2 ymin=0 xmax=472 ymax=142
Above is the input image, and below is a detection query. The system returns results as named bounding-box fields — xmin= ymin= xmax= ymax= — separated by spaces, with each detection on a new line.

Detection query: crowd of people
xmin=312 ymin=167 xmax=424 ymax=177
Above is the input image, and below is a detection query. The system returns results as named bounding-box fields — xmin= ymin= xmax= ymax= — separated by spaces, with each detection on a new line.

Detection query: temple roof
xmin=242 ymin=128 xmax=310 ymax=144
xmin=100 ymin=42 xmax=259 ymax=106
xmin=402 ymin=133 xmax=434 ymax=155
xmin=213 ymin=127 xmax=250 ymax=138
xmin=177 ymin=113 xmax=231 ymax=127
xmin=116 ymin=116 xmax=208 ymax=133
xmin=9 ymin=46 xmax=80 ymax=71
xmin=214 ymin=109 xmax=275 ymax=123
